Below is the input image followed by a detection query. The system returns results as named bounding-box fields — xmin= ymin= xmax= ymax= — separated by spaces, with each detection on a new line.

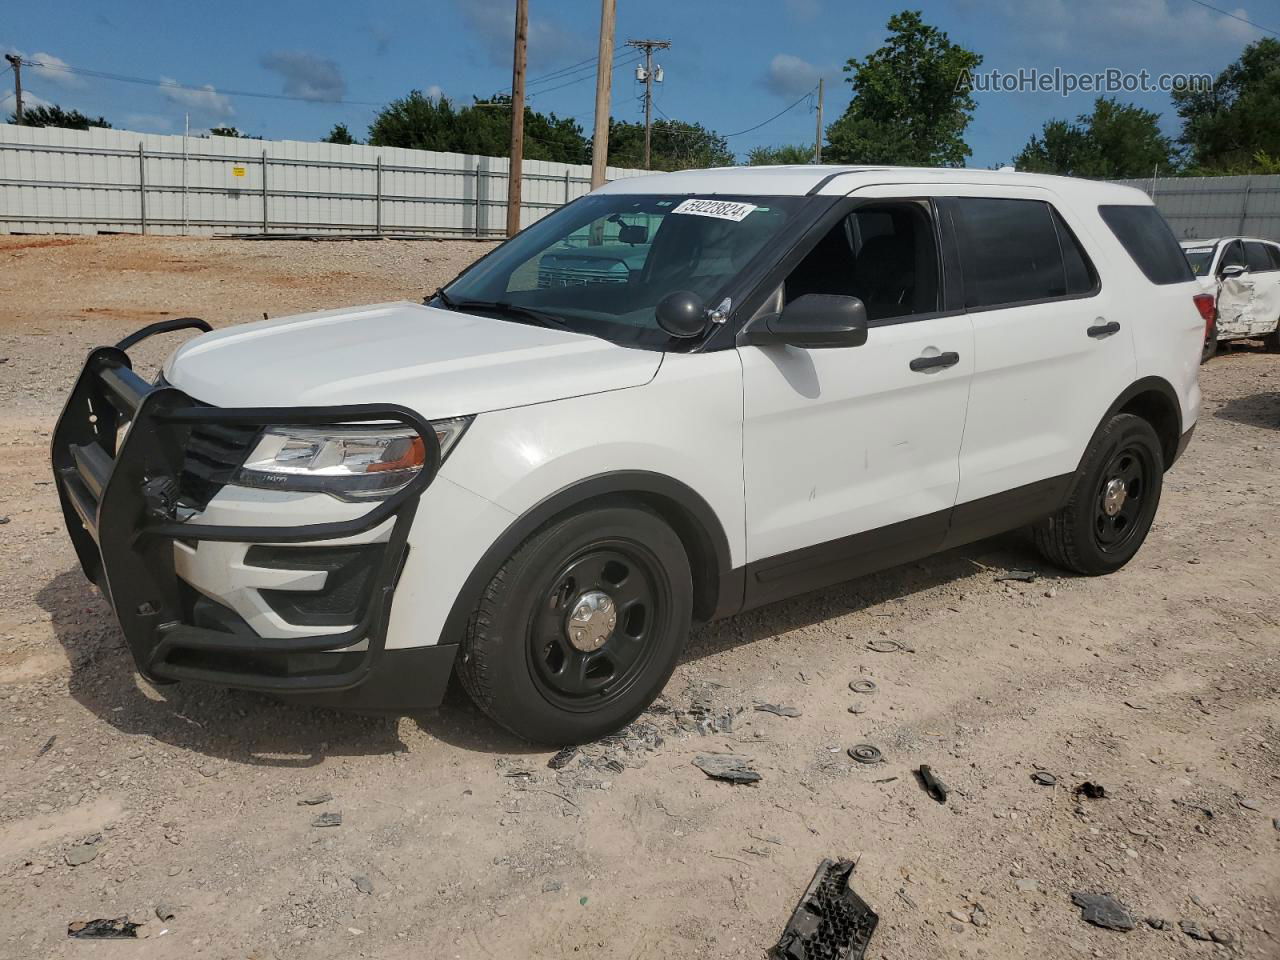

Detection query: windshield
xmin=1183 ymin=245 xmax=1216 ymax=276
xmin=441 ymin=194 xmax=804 ymax=348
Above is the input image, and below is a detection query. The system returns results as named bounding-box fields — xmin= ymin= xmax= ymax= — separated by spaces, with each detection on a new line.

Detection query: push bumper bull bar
xmin=50 ymin=320 xmax=445 ymax=704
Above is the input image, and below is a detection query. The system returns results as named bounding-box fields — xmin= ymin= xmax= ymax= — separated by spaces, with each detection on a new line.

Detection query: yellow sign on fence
xmin=231 ymin=166 xmax=246 ymax=178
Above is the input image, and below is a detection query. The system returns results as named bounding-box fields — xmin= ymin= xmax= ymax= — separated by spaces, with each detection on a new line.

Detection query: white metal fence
xmin=0 ymin=123 xmax=648 ymax=238
xmin=1114 ymin=174 xmax=1280 ymax=242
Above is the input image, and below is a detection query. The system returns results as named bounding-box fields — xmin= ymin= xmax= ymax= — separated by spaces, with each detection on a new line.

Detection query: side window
xmin=1097 ymin=205 xmax=1194 ymax=285
xmin=953 ymin=197 xmax=1068 ymax=308
xmin=1219 ymin=240 xmax=1248 ymax=274
xmin=1268 ymin=244 xmax=1280 ymax=271
xmin=783 ymin=201 xmax=940 ymax=322
xmin=1050 ymin=207 xmax=1099 ymax=296
xmin=1245 ymin=241 xmax=1274 ymax=273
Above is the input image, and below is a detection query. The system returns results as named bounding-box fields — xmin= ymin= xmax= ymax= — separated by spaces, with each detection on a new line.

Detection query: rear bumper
xmin=50 ymin=331 xmax=455 ymax=710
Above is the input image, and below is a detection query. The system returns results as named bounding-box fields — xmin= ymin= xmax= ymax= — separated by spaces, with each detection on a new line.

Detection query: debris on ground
xmin=916 ymin=765 xmax=949 ymax=803
xmin=352 ymin=874 xmax=373 ymax=895
xmin=68 ymin=918 xmax=141 ymax=939
xmin=35 ymin=735 xmax=56 ymax=758
xmin=547 ymin=746 xmax=578 ymax=770
xmin=771 ymin=858 xmax=878 ymax=960
xmin=1236 ymin=794 xmax=1261 ymax=812
xmin=754 ymin=703 xmax=802 ymax=718
xmin=1074 ymin=781 xmax=1107 ymax=800
xmin=65 ymin=839 xmax=100 ymax=867
xmin=297 ymin=791 xmax=333 ymax=805
xmin=1031 ymin=771 xmax=1058 ymax=787
xmin=1071 ymin=892 xmax=1136 ymax=931
xmin=693 ymin=753 xmax=761 ymax=785
xmin=865 ymin=638 xmax=913 ymax=654
xmin=154 ymin=903 xmax=176 ymax=922
xmin=847 ymin=703 xmax=867 ymax=715
xmin=1180 ymin=920 xmax=1213 ymax=941
xmin=312 ymin=812 xmax=343 ymax=828
xmin=848 ymin=679 xmax=878 ymax=695
xmin=1173 ymin=797 xmax=1213 ymax=818
xmin=995 ymin=569 xmax=1039 ymax=583
xmin=1145 ymin=917 xmax=1167 ymax=930
xmin=674 ymin=683 xmax=740 ymax=735
xmin=847 ymin=744 xmax=883 ymax=765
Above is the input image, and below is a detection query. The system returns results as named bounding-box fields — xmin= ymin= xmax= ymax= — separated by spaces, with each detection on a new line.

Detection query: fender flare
xmin=436 ymin=471 xmax=740 ymax=649
xmin=1083 ymin=375 xmax=1185 ymax=474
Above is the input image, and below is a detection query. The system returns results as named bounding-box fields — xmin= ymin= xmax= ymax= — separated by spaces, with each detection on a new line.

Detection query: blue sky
xmin=2 ymin=0 xmax=1272 ymax=167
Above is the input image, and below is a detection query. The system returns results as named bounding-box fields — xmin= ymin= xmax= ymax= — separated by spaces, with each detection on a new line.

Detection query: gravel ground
xmin=0 ymin=235 xmax=1278 ymax=959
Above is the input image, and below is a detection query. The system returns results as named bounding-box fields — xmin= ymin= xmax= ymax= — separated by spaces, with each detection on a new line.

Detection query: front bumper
xmin=50 ymin=324 xmax=456 ymax=710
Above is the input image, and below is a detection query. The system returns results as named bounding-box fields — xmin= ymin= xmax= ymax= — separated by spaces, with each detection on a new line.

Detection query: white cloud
xmin=260 ymin=50 xmax=346 ymax=102
xmin=159 ymin=77 xmax=234 ymax=119
xmin=763 ymin=53 xmax=836 ymax=99
xmin=425 ymin=84 xmax=444 ymax=100
xmin=2 ymin=88 xmax=53 ymax=115
xmin=456 ymin=0 xmax=581 ymax=72
xmin=27 ymin=51 xmax=84 ymax=88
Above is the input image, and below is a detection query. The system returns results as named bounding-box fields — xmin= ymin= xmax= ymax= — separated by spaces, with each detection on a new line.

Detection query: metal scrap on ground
xmin=916 ymin=765 xmax=949 ymax=803
xmin=68 ymin=918 xmax=142 ymax=939
xmin=754 ymin=703 xmax=803 ymax=718
xmin=693 ymin=753 xmax=761 ymax=784
xmin=771 ymin=858 xmax=878 ymax=960
xmin=1071 ymin=892 xmax=1136 ymax=931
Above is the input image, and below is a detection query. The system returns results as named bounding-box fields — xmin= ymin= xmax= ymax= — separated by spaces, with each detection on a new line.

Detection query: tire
xmin=456 ymin=503 xmax=693 ymax=745
xmin=1201 ymin=317 xmax=1218 ymax=363
xmin=1034 ymin=413 xmax=1164 ymax=576
xmin=1264 ymin=323 xmax=1280 ymax=353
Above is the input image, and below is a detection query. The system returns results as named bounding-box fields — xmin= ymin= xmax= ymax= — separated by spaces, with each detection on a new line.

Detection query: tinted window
xmin=1097 ymin=205 xmax=1193 ymax=285
xmin=1183 ymin=245 xmax=1216 ymax=276
xmin=954 ymin=198 xmax=1066 ymax=308
xmin=1246 ymin=241 xmax=1274 ymax=272
xmin=1052 ymin=208 xmax=1098 ymax=296
xmin=784 ymin=202 xmax=940 ymax=321
xmin=1269 ymin=245 xmax=1280 ymax=270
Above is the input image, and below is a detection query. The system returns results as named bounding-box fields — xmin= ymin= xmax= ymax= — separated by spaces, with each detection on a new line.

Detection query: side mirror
xmin=655 ymin=290 xmax=707 ymax=338
xmin=740 ymin=294 xmax=868 ymax=349
xmin=1221 ymin=263 xmax=1247 ymax=278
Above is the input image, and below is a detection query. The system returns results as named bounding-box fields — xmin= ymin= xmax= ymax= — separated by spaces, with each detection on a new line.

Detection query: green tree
xmin=323 ymin=122 xmax=356 ymax=145
xmin=12 ymin=104 xmax=111 ymax=130
xmin=605 ymin=118 xmax=733 ymax=171
xmin=1174 ymin=37 xmax=1280 ymax=173
xmin=367 ymin=91 xmax=589 ymax=163
xmin=1015 ymin=97 xmax=1176 ymax=178
xmin=825 ymin=9 xmax=982 ymax=166
xmin=746 ymin=143 xmax=816 ymax=165
xmin=209 ymin=126 xmax=251 ymax=138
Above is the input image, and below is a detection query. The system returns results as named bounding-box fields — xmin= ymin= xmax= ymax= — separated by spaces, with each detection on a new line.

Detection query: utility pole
xmin=4 ymin=54 xmax=22 ymax=125
xmin=626 ymin=39 xmax=669 ymax=169
xmin=814 ymin=77 xmax=824 ymax=163
xmin=506 ymin=0 xmax=528 ymax=238
xmin=590 ymin=0 xmax=616 ymax=189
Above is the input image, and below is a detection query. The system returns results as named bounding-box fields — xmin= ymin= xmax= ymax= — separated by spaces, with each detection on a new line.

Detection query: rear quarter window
xmin=1097 ymin=205 xmax=1193 ymax=285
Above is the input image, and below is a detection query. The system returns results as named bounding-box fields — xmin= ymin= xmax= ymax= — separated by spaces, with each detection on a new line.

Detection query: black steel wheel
xmin=527 ymin=542 xmax=671 ymax=712
xmin=456 ymin=503 xmax=692 ymax=745
xmin=1034 ymin=413 xmax=1164 ymax=575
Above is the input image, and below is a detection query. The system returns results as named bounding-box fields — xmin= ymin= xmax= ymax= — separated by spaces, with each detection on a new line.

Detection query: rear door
xmin=1244 ymin=241 xmax=1280 ymax=336
xmin=939 ymin=191 xmax=1131 ymax=534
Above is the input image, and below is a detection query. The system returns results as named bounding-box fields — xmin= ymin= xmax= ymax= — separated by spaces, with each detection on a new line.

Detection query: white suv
xmin=1181 ymin=236 xmax=1280 ymax=359
xmin=52 ymin=166 xmax=1204 ymax=744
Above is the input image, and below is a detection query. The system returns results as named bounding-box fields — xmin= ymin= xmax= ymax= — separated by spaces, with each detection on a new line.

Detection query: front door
xmin=739 ymin=197 xmax=974 ymax=607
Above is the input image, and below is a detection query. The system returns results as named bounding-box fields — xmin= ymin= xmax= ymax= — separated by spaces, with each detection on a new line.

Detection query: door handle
xmin=1087 ymin=320 xmax=1121 ymax=338
xmin=909 ymin=351 xmax=960 ymax=372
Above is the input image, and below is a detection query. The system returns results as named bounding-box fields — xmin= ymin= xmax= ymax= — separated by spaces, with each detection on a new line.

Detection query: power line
xmin=527 ymin=53 xmax=642 ymax=98
xmin=721 ymin=87 xmax=815 ymax=138
xmin=1184 ymin=0 xmax=1277 ymax=36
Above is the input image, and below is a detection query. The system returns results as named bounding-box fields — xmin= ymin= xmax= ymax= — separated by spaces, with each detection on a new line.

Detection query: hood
xmin=164 ymin=301 xmax=662 ymax=418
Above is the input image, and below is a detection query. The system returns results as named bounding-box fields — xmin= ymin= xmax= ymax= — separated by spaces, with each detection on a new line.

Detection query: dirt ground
xmin=1 ymin=234 xmax=1277 ymax=960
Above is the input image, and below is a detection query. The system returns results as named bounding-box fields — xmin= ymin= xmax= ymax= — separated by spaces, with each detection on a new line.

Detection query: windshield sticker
xmin=1184 ymin=247 xmax=1213 ymax=255
xmin=672 ymin=199 xmax=758 ymax=222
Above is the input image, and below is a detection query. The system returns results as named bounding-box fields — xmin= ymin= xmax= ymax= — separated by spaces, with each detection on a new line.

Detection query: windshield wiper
xmin=450 ymin=299 xmax=573 ymax=331
xmin=427 ymin=287 xmax=456 ymax=309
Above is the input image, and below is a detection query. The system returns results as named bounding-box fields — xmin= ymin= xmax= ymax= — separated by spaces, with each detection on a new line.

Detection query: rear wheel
xmin=1034 ymin=413 xmax=1164 ymax=575
xmin=1263 ymin=321 xmax=1280 ymax=353
xmin=456 ymin=503 xmax=692 ymax=745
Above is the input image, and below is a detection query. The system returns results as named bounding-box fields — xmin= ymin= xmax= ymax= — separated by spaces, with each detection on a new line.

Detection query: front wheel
xmin=456 ymin=503 xmax=692 ymax=745
xmin=1034 ymin=413 xmax=1164 ymax=575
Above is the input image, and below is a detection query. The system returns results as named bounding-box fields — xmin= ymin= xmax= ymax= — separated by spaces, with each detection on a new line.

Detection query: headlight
xmin=234 ymin=417 xmax=471 ymax=501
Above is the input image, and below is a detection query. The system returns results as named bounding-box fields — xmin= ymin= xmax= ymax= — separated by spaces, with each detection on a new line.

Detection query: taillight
xmin=1193 ymin=293 xmax=1216 ymax=324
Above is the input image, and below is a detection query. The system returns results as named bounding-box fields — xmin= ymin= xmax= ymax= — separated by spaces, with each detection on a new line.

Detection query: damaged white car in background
xmin=1182 ymin=236 xmax=1280 ymax=360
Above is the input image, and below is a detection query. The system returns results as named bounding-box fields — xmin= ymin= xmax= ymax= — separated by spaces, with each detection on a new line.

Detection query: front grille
xmin=180 ymin=422 xmax=260 ymax=509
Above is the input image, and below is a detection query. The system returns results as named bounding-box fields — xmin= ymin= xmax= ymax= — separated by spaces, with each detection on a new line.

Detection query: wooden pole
xmin=506 ymin=0 xmax=528 ymax=238
xmin=814 ymin=78 xmax=824 ymax=163
xmin=590 ymin=0 xmax=615 ymax=189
